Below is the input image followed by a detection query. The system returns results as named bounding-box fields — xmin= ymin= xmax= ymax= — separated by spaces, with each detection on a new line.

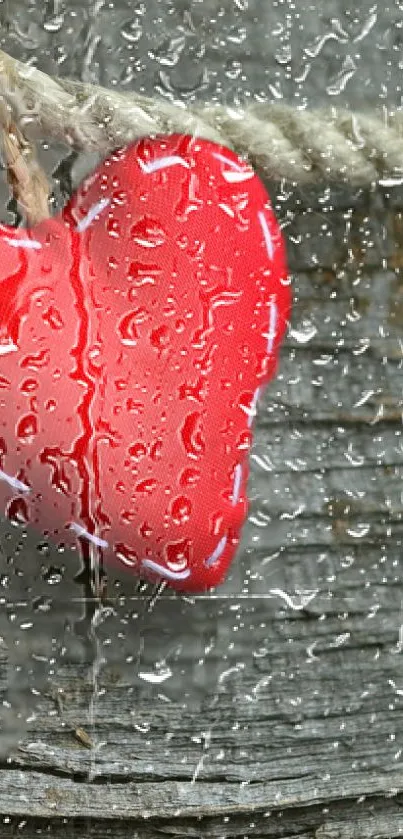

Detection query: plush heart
xmin=0 ymin=134 xmax=290 ymax=592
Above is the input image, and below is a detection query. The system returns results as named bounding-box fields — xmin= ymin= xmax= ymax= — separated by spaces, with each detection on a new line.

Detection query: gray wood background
xmin=0 ymin=2 xmax=403 ymax=837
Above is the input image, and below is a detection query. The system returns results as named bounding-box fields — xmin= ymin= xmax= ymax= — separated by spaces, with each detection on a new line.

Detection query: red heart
xmin=0 ymin=134 xmax=290 ymax=591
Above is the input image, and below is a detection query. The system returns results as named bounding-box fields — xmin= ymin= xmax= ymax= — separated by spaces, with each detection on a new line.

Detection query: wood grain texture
xmin=0 ymin=0 xmax=402 ymax=832
xmin=0 ymin=183 xmax=401 ymax=837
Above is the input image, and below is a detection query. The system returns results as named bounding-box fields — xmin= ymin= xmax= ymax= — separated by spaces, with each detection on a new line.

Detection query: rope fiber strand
xmin=0 ymin=48 xmax=403 ymax=187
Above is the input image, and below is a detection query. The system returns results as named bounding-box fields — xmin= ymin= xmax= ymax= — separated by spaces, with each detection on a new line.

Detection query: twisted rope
xmin=0 ymin=98 xmax=50 ymax=225
xmin=0 ymin=47 xmax=402 ymax=223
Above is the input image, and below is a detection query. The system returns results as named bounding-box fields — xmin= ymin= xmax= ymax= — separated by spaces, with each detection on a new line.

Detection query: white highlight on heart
xmin=141 ymin=558 xmax=191 ymax=581
xmin=222 ymin=169 xmax=255 ymax=183
xmin=0 ymin=470 xmax=30 ymax=493
xmin=212 ymin=152 xmax=255 ymax=182
xmin=0 ymin=341 xmax=18 ymax=355
xmin=258 ymin=210 xmax=274 ymax=260
xmin=266 ymin=298 xmax=278 ymax=353
xmin=245 ymin=387 xmax=261 ymax=428
xmin=218 ymin=202 xmax=235 ymax=218
xmin=69 ymin=522 xmax=109 ymax=548
xmin=212 ymin=152 xmax=244 ymax=170
xmin=76 ymin=198 xmax=110 ymax=233
xmin=204 ymin=534 xmax=228 ymax=568
xmin=4 ymin=238 xmax=42 ymax=250
xmin=232 ymin=464 xmax=243 ymax=506
xmin=138 ymin=156 xmax=190 ymax=174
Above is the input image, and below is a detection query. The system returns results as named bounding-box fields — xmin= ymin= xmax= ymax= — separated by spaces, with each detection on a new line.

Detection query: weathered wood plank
xmin=1 ymin=0 xmax=403 ymax=832
xmin=252 ymin=423 xmax=403 ymax=473
xmin=3 ymin=539 xmax=402 ymax=793
xmin=0 ymin=767 xmax=402 ymax=820
xmin=0 ymin=180 xmax=400 ymax=836
xmin=2 ymin=805 xmax=403 ymax=839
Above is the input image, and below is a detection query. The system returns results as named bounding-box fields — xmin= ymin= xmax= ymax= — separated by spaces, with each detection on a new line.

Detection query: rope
xmin=0 ymin=47 xmax=402 ymax=224
xmin=0 ymin=97 xmax=50 ymax=225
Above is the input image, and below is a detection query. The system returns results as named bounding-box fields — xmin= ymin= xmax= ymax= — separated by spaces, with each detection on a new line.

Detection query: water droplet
xmin=128 ymin=442 xmax=147 ymax=460
xmin=36 ymin=541 xmax=50 ymax=556
xmin=150 ymin=324 xmax=171 ymax=351
xmin=289 ymin=321 xmax=318 ymax=344
xmin=120 ymin=510 xmax=136 ymax=525
xmin=227 ymin=24 xmax=247 ymax=44
xmin=32 ymin=596 xmax=52 ymax=613
xmin=108 ymin=256 xmax=119 ymax=271
xmin=195 ymin=344 xmax=217 ymax=376
xmin=21 ymin=350 xmax=50 ymax=371
xmin=138 ymin=666 xmax=172 ymax=684
xmin=20 ymin=378 xmax=38 ymax=394
xmin=346 ymin=523 xmax=371 ymax=539
xmin=225 ymin=58 xmax=242 ymax=80
xmin=164 ymin=538 xmax=191 ymax=570
xmin=112 ymin=189 xmax=127 ymax=206
xmin=43 ymin=13 xmax=65 ymax=32
xmin=0 ymin=437 xmax=6 ymax=461
xmin=162 ymin=298 xmax=177 ymax=318
xmin=175 ymin=319 xmax=186 ymax=333
xmin=176 ymin=233 xmax=188 ymax=250
xmin=170 ymin=495 xmax=192 ymax=524
xmin=178 ymin=378 xmax=208 ymax=403
xmin=237 ymin=430 xmax=253 ymax=451
xmin=121 ymin=19 xmax=142 ymax=43
xmin=210 ymin=511 xmax=224 ymax=537
xmin=327 ymin=55 xmax=357 ymax=96
xmin=126 ymin=260 xmax=161 ymax=286
xmin=42 ymin=306 xmax=64 ymax=330
xmin=270 ymin=588 xmax=319 ymax=611
xmin=179 ymin=467 xmax=200 ymax=487
xmin=180 ymin=412 xmax=205 ymax=459
xmin=118 ymin=311 xmax=140 ymax=346
xmin=354 ymin=9 xmax=377 ymax=42
xmin=39 ymin=450 xmax=72 ymax=495
xmin=42 ymin=566 xmax=64 ymax=585
xmin=115 ymin=377 xmax=128 ymax=391
xmin=126 ymin=399 xmax=144 ymax=415
xmin=16 ymin=414 xmax=38 ymax=444
xmin=275 ymin=44 xmax=292 ymax=65
xmin=150 ymin=440 xmax=163 ymax=461
xmin=5 ymin=497 xmax=29 ymax=526
xmin=115 ymin=542 xmax=139 ymax=567
xmin=139 ymin=521 xmax=153 ymax=538
xmin=107 ymin=217 xmax=121 ymax=238
xmin=135 ymin=478 xmax=157 ymax=495
xmin=158 ymin=65 xmax=208 ymax=98
xmin=131 ymin=217 xmax=166 ymax=248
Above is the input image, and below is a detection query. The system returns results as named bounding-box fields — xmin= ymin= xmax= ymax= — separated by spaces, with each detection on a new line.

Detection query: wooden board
xmin=0 ymin=182 xmax=401 ymax=837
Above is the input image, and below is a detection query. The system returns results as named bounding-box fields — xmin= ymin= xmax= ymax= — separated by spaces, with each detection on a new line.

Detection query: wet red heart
xmin=0 ymin=134 xmax=290 ymax=591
